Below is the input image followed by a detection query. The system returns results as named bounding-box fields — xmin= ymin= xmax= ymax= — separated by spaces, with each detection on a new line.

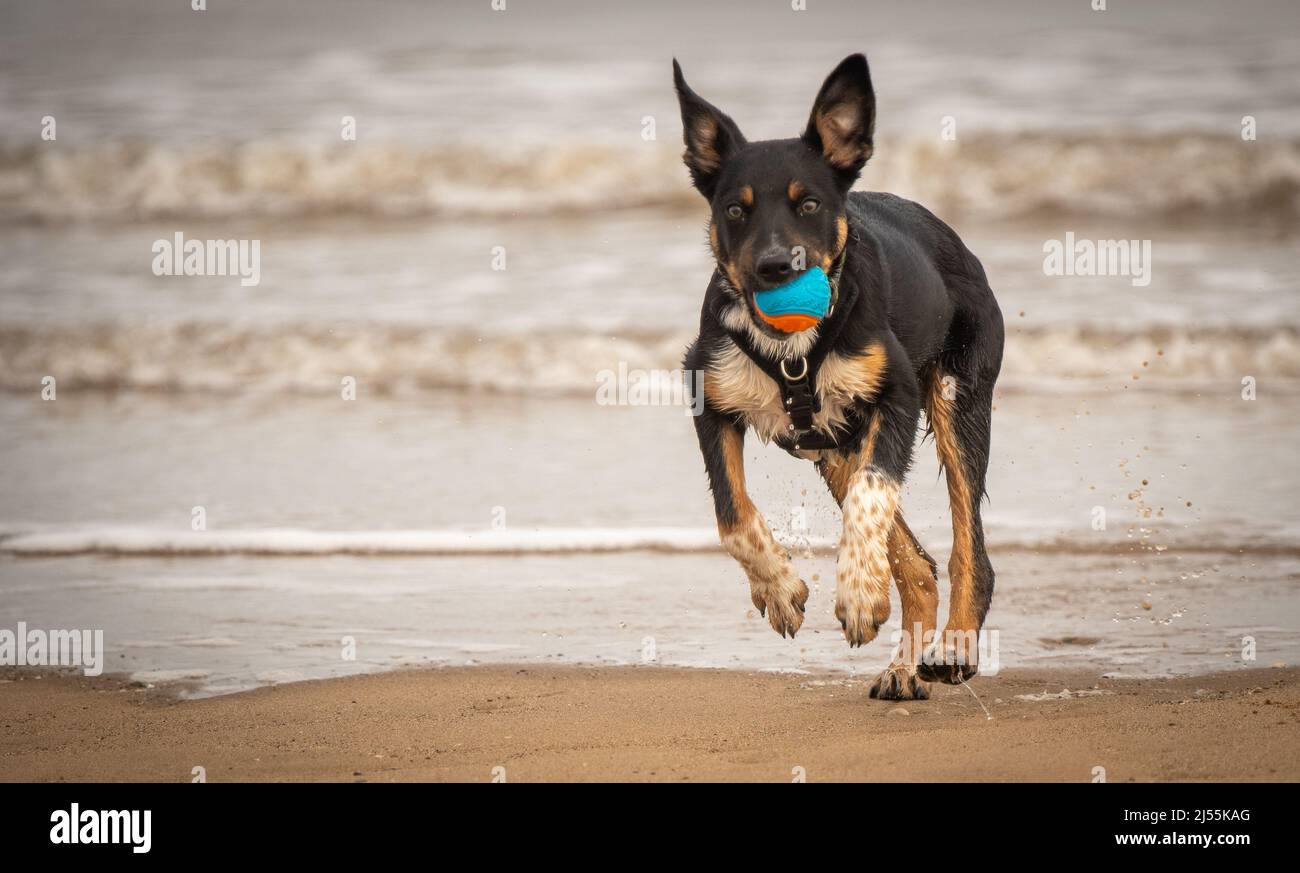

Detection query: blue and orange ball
xmin=752 ymin=267 xmax=833 ymax=332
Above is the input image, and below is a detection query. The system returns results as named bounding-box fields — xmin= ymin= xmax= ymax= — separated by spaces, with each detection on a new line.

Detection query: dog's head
xmin=673 ymin=54 xmax=874 ymax=338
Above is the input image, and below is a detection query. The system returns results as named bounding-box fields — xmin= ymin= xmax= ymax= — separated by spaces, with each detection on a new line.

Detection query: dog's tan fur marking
xmin=739 ymin=185 xmax=754 ymax=207
xmin=816 ymin=341 xmax=886 ymax=407
xmin=704 ymin=343 xmax=782 ymax=440
xmin=718 ymin=426 xmax=753 ymax=524
xmin=716 ymin=426 xmax=808 ymax=637
xmin=818 ymin=216 xmax=849 ymax=271
xmin=722 ymin=262 xmax=745 ymax=295
xmin=814 ymin=104 xmax=873 ymax=170
xmin=687 ymin=117 xmax=722 ymax=173
xmin=819 ymin=413 xmax=880 ymax=505
xmin=787 ymin=180 xmax=805 ymax=202
xmin=888 ymin=513 xmax=939 ymax=667
xmin=709 ymin=222 xmax=721 ymax=261
xmin=927 ymin=369 xmax=980 ymax=644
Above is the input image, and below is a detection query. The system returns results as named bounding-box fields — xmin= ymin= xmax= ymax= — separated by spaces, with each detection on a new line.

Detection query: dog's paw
xmin=750 ymin=574 xmax=809 ymax=639
xmin=916 ymin=659 xmax=977 ymax=684
xmin=916 ymin=627 xmax=979 ymax=684
xmin=868 ymin=664 xmax=930 ymax=701
xmin=834 ymin=585 xmax=890 ymax=648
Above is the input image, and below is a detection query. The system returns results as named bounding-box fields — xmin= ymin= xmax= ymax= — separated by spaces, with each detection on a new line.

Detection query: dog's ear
xmin=802 ymin=54 xmax=875 ymax=180
xmin=673 ymin=59 xmax=746 ymax=199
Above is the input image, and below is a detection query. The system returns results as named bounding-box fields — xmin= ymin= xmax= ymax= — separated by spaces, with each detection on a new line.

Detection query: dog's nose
xmin=755 ymin=250 xmax=794 ymax=285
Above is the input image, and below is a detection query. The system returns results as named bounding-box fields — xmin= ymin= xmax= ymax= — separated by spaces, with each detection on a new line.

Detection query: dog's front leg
xmin=834 ymin=462 xmax=898 ymax=646
xmin=821 ymin=369 xmax=922 ymax=647
xmin=693 ymin=405 xmax=809 ymax=638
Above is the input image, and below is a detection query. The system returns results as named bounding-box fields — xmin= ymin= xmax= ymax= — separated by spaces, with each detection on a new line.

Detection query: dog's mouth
xmin=723 ymin=273 xmax=788 ymax=338
xmin=742 ymin=273 xmax=830 ymax=337
xmin=741 ymin=288 xmax=796 ymax=339
xmin=724 ymin=266 xmax=826 ymax=339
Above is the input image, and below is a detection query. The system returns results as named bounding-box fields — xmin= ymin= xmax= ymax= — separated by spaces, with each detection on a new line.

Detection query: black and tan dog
xmin=677 ymin=54 xmax=1004 ymax=700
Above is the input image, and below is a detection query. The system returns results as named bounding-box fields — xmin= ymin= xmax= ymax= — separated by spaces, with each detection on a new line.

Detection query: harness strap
xmin=772 ymin=353 xmax=866 ymax=454
xmin=776 ymin=247 xmax=852 ymax=454
xmin=774 ymin=409 xmax=867 ymax=454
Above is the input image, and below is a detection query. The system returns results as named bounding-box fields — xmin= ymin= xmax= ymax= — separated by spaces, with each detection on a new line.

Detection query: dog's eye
xmin=799 ymin=198 xmax=820 ymax=215
xmin=725 ymin=204 xmax=744 ymax=220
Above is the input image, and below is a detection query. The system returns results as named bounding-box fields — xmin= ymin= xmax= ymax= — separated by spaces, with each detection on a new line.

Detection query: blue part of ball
xmin=752 ymin=267 xmax=833 ymax=319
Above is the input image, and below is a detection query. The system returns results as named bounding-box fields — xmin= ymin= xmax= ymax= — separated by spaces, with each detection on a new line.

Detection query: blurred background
xmin=1 ymin=0 xmax=1297 ymax=694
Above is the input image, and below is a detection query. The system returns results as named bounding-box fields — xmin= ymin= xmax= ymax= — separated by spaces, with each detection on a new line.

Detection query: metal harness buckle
xmin=779 ymin=356 xmax=809 ymax=382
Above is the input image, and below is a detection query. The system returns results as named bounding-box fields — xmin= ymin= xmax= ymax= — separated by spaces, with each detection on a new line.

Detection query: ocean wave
xmin=1 ymin=524 xmax=1294 ymax=559
xmin=1 ymin=132 xmax=1297 ymax=223
xmin=0 ymin=526 xmax=736 ymax=557
xmin=0 ymin=140 xmax=693 ymax=223
xmin=1 ymin=322 xmax=1297 ymax=396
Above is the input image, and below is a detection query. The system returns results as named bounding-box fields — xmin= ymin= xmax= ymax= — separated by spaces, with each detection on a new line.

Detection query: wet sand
xmin=2 ymin=665 xmax=1297 ymax=782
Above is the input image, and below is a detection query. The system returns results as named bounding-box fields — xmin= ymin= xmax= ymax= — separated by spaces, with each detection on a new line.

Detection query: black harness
xmin=770 ymin=355 xmax=869 ymax=455
xmin=720 ymin=249 xmax=867 ymax=457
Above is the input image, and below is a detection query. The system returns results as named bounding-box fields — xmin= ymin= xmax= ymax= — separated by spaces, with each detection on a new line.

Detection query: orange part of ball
xmin=760 ymin=312 xmax=819 ymax=333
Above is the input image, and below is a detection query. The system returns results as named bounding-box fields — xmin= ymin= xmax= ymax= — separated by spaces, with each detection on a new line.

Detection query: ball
xmin=752 ymin=267 xmax=832 ymax=333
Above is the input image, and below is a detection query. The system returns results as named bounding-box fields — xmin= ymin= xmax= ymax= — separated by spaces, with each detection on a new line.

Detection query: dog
xmin=677 ymin=54 xmax=1004 ymax=700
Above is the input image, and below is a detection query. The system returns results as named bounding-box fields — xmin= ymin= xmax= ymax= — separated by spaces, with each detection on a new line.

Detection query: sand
xmin=2 ymin=665 xmax=1298 ymax=782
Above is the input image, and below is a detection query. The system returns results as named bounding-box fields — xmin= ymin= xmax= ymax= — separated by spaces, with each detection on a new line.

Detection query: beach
xmin=2 ymin=384 xmax=1298 ymax=697
xmin=3 ymin=665 xmax=1297 ymax=782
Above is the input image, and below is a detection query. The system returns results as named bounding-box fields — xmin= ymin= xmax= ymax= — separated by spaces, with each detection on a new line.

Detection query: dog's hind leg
xmin=918 ymin=354 xmax=999 ymax=684
xmin=693 ymin=403 xmax=809 ymax=638
xmin=868 ymin=514 xmax=939 ymax=700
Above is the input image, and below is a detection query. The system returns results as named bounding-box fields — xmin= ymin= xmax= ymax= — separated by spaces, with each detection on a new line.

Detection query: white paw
xmin=750 ymin=572 xmax=809 ymax=638
xmin=834 ymin=576 xmax=890 ymax=647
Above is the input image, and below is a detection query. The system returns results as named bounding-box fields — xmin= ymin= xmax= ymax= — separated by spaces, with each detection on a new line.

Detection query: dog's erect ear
xmin=673 ymin=59 xmax=746 ymax=199
xmin=802 ymin=54 xmax=876 ymax=179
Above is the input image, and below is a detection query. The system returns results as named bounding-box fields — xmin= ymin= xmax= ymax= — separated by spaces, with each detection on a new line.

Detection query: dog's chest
xmin=704 ymin=341 xmax=868 ymax=449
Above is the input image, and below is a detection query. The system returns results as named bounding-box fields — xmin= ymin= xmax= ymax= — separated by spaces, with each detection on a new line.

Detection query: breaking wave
xmin=2 ymin=322 xmax=1298 ymax=396
xmin=1 ymin=523 xmax=1294 ymax=559
xmin=2 ymin=132 xmax=1297 ymax=223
